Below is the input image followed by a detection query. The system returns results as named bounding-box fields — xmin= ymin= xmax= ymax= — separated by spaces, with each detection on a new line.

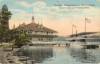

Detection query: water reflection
xmin=70 ymin=48 xmax=100 ymax=63
xmin=19 ymin=46 xmax=53 ymax=63
xmin=17 ymin=46 xmax=100 ymax=64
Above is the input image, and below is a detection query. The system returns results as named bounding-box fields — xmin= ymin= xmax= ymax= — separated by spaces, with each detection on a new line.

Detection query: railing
xmin=32 ymin=32 xmax=56 ymax=35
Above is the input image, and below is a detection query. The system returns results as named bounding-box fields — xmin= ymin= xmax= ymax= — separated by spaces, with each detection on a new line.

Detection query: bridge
xmin=30 ymin=41 xmax=70 ymax=47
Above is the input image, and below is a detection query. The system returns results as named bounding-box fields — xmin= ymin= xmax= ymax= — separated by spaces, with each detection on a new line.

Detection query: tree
xmin=0 ymin=4 xmax=30 ymax=48
xmin=14 ymin=31 xmax=30 ymax=48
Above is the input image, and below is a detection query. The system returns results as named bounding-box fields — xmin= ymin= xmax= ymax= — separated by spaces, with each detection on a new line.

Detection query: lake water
xmin=19 ymin=46 xmax=100 ymax=64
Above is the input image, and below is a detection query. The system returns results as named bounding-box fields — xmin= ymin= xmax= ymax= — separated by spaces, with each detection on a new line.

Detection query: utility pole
xmin=72 ymin=24 xmax=73 ymax=37
xmin=72 ymin=24 xmax=77 ymax=37
xmin=76 ymin=28 xmax=77 ymax=37
xmin=85 ymin=18 xmax=87 ymax=33
xmin=84 ymin=17 xmax=90 ymax=33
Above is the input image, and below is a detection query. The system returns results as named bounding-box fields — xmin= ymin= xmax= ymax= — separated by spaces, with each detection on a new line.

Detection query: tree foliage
xmin=0 ymin=4 xmax=30 ymax=48
xmin=14 ymin=31 xmax=30 ymax=47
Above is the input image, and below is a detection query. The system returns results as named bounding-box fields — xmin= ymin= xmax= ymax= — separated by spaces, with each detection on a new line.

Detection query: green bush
xmin=14 ymin=32 xmax=30 ymax=48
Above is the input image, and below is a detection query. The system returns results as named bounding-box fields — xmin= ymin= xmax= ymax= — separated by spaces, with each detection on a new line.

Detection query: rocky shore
xmin=0 ymin=47 xmax=24 ymax=64
xmin=0 ymin=45 xmax=36 ymax=64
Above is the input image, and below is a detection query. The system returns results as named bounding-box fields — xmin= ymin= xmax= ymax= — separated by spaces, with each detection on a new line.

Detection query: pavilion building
xmin=15 ymin=16 xmax=57 ymax=41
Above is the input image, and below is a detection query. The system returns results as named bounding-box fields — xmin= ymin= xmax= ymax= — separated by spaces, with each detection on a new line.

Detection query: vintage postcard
xmin=0 ymin=0 xmax=100 ymax=64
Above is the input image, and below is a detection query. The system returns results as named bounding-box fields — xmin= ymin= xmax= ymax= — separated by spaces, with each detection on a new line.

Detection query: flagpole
xmin=85 ymin=18 xmax=86 ymax=33
xmin=72 ymin=24 xmax=75 ymax=37
xmin=72 ymin=24 xmax=73 ymax=37
xmin=72 ymin=24 xmax=77 ymax=37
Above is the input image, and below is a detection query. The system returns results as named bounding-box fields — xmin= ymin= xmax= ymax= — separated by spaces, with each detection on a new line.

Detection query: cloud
xmin=9 ymin=10 xmax=33 ymax=29
xmin=0 ymin=0 xmax=3 ymax=3
xmin=10 ymin=8 xmax=33 ymax=17
xmin=32 ymin=1 xmax=48 ymax=17
xmin=83 ymin=6 xmax=100 ymax=16
xmin=32 ymin=1 xmax=62 ymax=18
xmin=11 ymin=9 xmax=26 ymax=13
xmin=3 ymin=0 xmax=99 ymax=19
xmin=17 ymin=0 xmax=32 ymax=8
xmin=96 ymin=0 xmax=100 ymax=2
xmin=11 ymin=9 xmax=32 ymax=19
xmin=10 ymin=8 xmax=33 ymax=23
xmin=32 ymin=1 xmax=100 ymax=20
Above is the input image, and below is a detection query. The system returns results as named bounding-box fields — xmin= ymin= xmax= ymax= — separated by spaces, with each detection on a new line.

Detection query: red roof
xmin=16 ymin=22 xmax=57 ymax=33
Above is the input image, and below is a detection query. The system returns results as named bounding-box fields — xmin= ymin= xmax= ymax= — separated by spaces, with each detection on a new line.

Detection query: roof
xmin=69 ymin=32 xmax=98 ymax=37
xmin=76 ymin=32 xmax=97 ymax=35
xmin=15 ymin=22 xmax=57 ymax=33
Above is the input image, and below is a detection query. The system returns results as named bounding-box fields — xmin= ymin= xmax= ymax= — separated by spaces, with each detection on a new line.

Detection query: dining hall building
xmin=14 ymin=16 xmax=57 ymax=41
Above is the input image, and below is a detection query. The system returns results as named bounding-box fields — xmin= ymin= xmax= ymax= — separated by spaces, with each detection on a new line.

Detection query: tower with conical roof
xmin=0 ymin=4 xmax=12 ymax=30
xmin=32 ymin=16 xmax=35 ymax=23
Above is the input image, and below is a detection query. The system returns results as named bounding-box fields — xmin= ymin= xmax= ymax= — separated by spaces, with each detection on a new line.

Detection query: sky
xmin=0 ymin=0 xmax=100 ymax=36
